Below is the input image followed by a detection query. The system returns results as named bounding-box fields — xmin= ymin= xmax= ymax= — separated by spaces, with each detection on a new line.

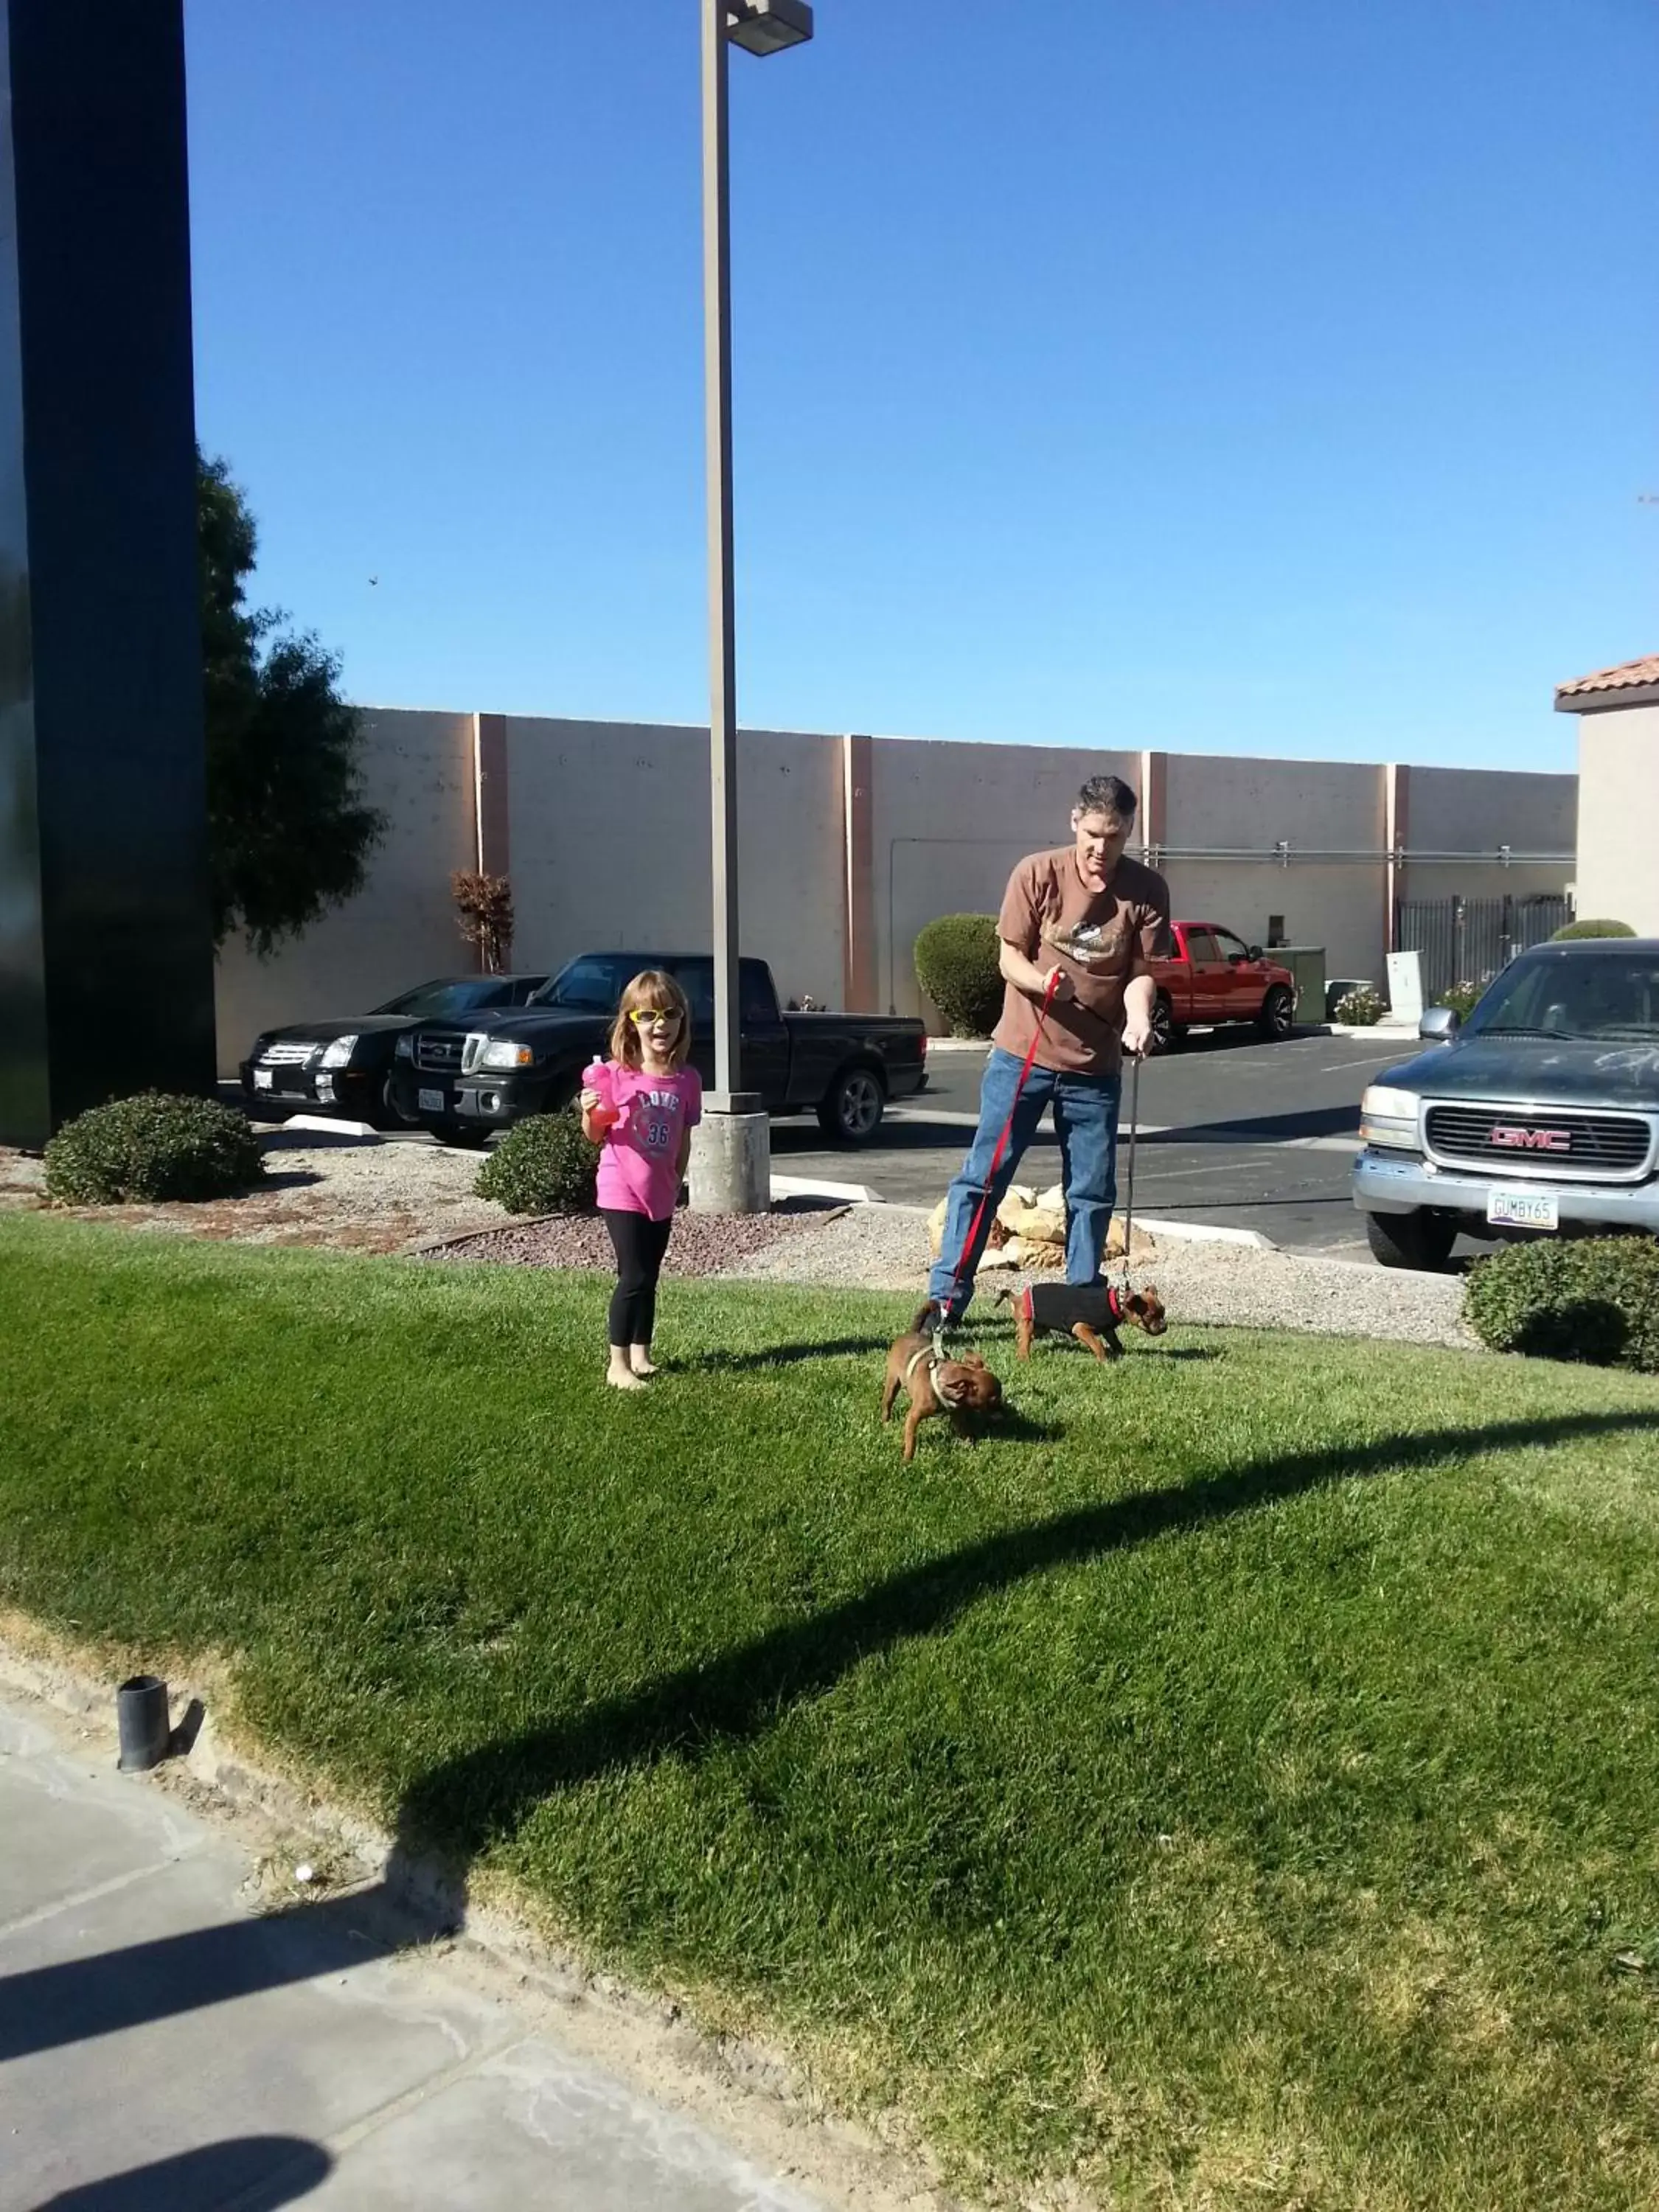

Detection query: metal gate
xmin=1395 ymin=894 xmax=1573 ymax=1001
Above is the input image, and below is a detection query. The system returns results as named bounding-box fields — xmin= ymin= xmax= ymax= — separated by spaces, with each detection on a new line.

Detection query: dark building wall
xmin=0 ymin=0 xmax=215 ymax=1147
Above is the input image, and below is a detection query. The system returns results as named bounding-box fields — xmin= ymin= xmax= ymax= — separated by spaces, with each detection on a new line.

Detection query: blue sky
xmin=185 ymin=0 xmax=1657 ymax=772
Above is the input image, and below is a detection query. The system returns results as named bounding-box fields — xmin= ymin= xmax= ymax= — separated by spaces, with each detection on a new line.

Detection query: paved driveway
xmin=771 ymin=1028 xmax=1417 ymax=1259
xmin=232 ymin=1029 xmax=1419 ymax=1262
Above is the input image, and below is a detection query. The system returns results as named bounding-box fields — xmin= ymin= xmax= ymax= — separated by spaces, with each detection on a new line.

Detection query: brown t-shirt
xmin=992 ymin=848 xmax=1172 ymax=1076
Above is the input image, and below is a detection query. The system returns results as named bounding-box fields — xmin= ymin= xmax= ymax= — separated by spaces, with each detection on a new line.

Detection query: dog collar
xmin=1106 ymin=1284 xmax=1124 ymax=1324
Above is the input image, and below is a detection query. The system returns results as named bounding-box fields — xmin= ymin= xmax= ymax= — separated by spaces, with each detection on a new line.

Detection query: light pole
xmin=701 ymin=0 xmax=813 ymax=1135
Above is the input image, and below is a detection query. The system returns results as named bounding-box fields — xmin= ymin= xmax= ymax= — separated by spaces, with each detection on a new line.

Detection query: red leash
xmin=939 ymin=970 xmax=1061 ymax=1326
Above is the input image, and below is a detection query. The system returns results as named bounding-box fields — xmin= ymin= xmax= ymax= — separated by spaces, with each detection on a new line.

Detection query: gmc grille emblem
xmin=1490 ymin=1125 xmax=1571 ymax=1152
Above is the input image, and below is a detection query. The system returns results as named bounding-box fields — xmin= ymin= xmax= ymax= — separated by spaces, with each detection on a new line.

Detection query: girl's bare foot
xmin=606 ymin=1358 xmax=647 ymax=1391
xmin=629 ymin=1347 xmax=658 ymax=1377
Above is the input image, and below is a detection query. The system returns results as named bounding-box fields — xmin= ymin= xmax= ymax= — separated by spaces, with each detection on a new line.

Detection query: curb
xmin=1135 ymin=1215 xmax=1277 ymax=1251
xmin=262 ymin=1114 xmax=383 ymax=1143
xmin=769 ymin=1172 xmax=882 ymax=1207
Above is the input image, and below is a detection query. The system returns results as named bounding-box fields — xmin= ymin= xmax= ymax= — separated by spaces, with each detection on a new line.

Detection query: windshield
xmin=1467 ymin=950 xmax=1659 ymax=1042
xmin=375 ymin=978 xmax=504 ymax=1019
xmin=533 ymin=956 xmax=627 ymax=1011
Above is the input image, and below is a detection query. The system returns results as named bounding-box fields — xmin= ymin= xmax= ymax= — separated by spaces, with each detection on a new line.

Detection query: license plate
xmin=418 ymin=1088 xmax=445 ymax=1114
xmin=1486 ymin=1187 xmax=1559 ymax=1231
xmin=252 ymin=1068 xmax=273 ymax=1090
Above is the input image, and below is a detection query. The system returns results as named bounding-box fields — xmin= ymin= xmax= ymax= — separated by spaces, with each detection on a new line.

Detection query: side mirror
xmin=1247 ymin=944 xmax=1262 ymax=961
xmin=1419 ymin=1006 xmax=1459 ymax=1043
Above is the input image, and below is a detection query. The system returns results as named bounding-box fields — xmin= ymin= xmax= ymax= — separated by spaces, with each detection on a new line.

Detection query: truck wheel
xmin=375 ymin=1076 xmax=423 ymax=1130
xmin=1149 ymin=992 xmax=1183 ymax=1055
xmin=1256 ymin=985 xmax=1295 ymax=1040
xmin=1364 ymin=1208 xmax=1458 ymax=1272
xmin=434 ymin=1119 xmax=491 ymax=1150
xmin=817 ymin=1065 xmax=885 ymax=1144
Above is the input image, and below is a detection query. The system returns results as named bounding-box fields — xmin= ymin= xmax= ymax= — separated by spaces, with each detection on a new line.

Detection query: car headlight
xmin=394 ymin=1034 xmax=413 ymax=1059
xmin=319 ymin=1034 xmax=359 ymax=1069
xmin=1360 ymin=1085 xmax=1421 ymax=1149
xmin=476 ymin=1040 xmax=534 ymax=1071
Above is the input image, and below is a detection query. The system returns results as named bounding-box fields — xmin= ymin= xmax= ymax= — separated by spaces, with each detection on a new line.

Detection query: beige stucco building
xmin=1557 ymin=655 xmax=1659 ymax=933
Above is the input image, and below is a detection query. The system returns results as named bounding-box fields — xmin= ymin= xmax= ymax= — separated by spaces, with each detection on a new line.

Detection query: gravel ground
xmin=0 ymin=1130 xmax=509 ymax=1253
xmin=425 ymin=1206 xmax=823 ymax=1276
xmin=717 ymin=1203 xmax=1478 ymax=1350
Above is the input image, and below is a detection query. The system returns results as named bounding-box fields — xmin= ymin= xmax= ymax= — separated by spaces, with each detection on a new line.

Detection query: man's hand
xmin=1121 ymin=972 xmax=1157 ymax=1059
xmin=1000 ymin=939 xmax=1072 ymax=1004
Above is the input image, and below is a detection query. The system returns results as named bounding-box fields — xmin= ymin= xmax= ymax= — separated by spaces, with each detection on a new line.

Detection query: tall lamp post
xmin=698 ymin=0 xmax=812 ymax=1206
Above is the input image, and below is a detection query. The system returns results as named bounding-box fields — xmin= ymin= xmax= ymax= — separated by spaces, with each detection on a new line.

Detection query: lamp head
xmin=726 ymin=0 xmax=814 ymax=55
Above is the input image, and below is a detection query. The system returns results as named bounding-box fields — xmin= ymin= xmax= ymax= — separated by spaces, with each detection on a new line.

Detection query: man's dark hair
xmin=1077 ymin=773 xmax=1138 ymax=821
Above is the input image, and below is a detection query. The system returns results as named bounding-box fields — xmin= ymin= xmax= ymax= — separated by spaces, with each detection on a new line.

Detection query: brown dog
xmin=995 ymin=1280 xmax=1167 ymax=1363
xmin=882 ymin=1302 xmax=1004 ymax=1463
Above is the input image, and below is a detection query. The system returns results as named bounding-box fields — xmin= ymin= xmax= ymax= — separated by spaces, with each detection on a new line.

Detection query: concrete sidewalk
xmin=0 ymin=1689 xmax=838 ymax=2212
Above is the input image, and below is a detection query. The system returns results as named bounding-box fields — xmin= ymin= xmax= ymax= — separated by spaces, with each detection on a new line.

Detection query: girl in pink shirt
xmin=578 ymin=970 xmax=703 ymax=1391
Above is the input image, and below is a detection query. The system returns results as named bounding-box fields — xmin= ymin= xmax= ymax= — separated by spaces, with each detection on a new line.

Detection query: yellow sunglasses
xmin=627 ymin=1006 xmax=682 ymax=1027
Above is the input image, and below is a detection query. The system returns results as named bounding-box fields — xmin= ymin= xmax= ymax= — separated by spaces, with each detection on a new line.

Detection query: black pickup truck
xmin=385 ymin=951 xmax=928 ymax=1147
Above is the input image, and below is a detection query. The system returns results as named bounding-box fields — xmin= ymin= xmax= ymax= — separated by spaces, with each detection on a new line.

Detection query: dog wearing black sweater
xmin=995 ymin=1279 xmax=1167 ymax=1363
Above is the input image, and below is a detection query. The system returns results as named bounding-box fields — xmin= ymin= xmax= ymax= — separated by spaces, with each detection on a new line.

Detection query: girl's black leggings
xmin=602 ymin=1208 xmax=674 ymax=1347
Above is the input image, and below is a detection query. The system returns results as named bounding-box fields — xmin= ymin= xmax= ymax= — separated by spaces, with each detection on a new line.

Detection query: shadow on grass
xmin=397 ymin=1405 xmax=1659 ymax=1865
xmin=683 ymin=1335 xmax=897 ymax=1372
xmin=9 ymin=1406 xmax=1655 ymax=2064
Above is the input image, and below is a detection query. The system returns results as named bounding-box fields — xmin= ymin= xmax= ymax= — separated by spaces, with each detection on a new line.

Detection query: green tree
xmin=199 ymin=451 xmax=384 ymax=954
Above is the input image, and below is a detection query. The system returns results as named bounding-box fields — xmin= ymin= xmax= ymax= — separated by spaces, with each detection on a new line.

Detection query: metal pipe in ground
xmin=116 ymin=1674 xmax=170 ymax=1772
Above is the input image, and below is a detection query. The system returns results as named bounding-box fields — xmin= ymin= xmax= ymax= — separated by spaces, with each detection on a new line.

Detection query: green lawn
xmin=4 ymin=1214 xmax=1659 ymax=2210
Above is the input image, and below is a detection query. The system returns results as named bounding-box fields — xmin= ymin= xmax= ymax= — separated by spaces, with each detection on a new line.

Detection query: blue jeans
xmin=927 ymin=1048 xmax=1122 ymax=1318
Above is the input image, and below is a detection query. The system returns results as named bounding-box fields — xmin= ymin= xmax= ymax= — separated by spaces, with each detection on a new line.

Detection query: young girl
xmin=578 ymin=970 xmax=702 ymax=1391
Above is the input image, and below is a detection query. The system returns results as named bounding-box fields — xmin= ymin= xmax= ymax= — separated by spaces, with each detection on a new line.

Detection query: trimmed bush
xmin=475 ymin=1110 xmax=599 ymax=1214
xmin=1551 ymin=918 xmax=1636 ymax=941
xmin=44 ymin=1092 xmax=265 ymax=1206
xmin=1464 ymin=1236 xmax=1659 ymax=1373
xmin=1334 ymin=982 xmax=1385 ymax=1026
xmin=1437 ymin=980 xmax=1484 ymax=1020
xmin=914 ymin=914 xmax=1004 ymax=1037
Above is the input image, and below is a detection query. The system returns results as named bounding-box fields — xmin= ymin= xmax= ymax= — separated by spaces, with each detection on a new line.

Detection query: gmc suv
xmin=1352 ymin=938 xmax=1659 ymax=1269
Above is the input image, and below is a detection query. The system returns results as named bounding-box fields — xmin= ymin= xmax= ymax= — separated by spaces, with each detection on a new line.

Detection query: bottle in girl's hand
xmin=582 ymin=1059 xmax=621 ymax=1132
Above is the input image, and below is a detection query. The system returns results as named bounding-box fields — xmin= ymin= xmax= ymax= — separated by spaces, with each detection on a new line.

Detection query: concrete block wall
xmin=502 ymin=717 xmax=846 ymax=1014
xmin=211 ymin=709 xmax=1578 ymax=1069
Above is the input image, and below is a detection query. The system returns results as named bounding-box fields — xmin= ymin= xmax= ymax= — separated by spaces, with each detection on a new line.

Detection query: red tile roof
xmin=1556 ymin=654 xmax=1659 ymax=700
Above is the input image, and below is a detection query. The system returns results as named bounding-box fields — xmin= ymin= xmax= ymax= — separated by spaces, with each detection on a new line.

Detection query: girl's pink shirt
xmin=585 ymin=1060 xmax=703 ymax=1222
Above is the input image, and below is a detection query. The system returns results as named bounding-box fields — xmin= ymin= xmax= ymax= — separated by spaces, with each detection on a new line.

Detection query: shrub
xmin=1437 ymin=980 xmax=1484 ymax=1020
xmin=1464 ymin=1236 xmax=1659 ymax=1373
xmin=1334 ymin=982 xmax=1385 ymax=1026
xmin=44 ymin=1092 xmax=265 ymax=1206
xmin=475 ymin=1110 xmax=599 ymax=1214
xmin=914 ymin=914 xmax=1004 ymax=1036
xmin=1551 ymin=918 xmax=1636 ymax=941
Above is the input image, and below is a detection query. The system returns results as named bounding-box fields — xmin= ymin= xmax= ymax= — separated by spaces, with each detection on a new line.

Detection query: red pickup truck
xmin=1147 ymin=922 xmax=1297 ymax=1052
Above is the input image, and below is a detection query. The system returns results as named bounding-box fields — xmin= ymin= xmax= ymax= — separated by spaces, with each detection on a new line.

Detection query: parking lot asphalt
xmin=770 ymin=1026 xmax=1419 ymax=1259
xmin=232 ymin=1027 xmax=1421 ymax=1262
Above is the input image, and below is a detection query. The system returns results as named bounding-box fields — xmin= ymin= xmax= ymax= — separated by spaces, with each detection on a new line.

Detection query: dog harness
xmin=905 ymin=1342 xmax=966 ymax=1403
xmin=1019 ymin=1281 xmax=1124 ymax=1330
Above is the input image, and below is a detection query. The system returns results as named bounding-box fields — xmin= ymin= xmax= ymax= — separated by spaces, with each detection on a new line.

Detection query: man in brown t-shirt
xmin=926 ymin=773 xmax=1171 ymax=1318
